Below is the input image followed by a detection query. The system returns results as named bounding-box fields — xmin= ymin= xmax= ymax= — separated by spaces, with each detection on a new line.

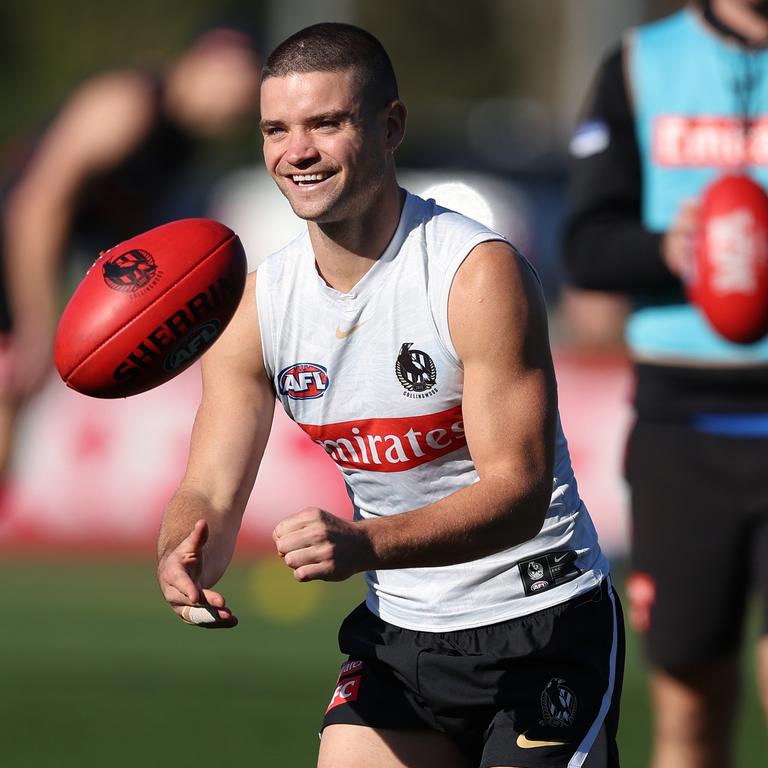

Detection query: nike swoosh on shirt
xmin=516 ymin=733 xmax=568 ymax=748
xmin=553 ymin=552 xmax=572 ymax=563
xmin=335 ymin=321 xmax=367 ymax=339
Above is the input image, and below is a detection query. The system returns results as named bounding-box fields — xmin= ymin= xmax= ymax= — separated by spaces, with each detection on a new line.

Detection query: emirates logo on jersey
xmin=298 ymin=405 xmax=466 ymax=472
xmin=654 ymin=116 xmax=768 ymax=167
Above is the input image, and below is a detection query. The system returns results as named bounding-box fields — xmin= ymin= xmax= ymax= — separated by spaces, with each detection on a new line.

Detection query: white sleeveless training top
xmin=256 ymin=191 xmax=609 ymax=631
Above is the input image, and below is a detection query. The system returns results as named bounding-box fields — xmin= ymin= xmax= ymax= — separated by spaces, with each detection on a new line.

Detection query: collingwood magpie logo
xmin=540 ymin=678 xmax=577 ymax=728
xmin=395 ymin=343 xmax=437 ymax=398
xmin=527 ymin=561 xmax=544 ymax=580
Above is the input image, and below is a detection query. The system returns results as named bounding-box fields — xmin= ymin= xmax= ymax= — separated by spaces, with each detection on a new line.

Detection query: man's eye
xmin=264 ymin=126 xmax=285 ymax=137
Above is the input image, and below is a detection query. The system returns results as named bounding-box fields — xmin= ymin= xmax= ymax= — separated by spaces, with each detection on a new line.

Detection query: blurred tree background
xmin=0 ymin=0 xmax=258 ymax=136
xmin=0 ymin=0 xmax=682 ymax=174
xmin=0 ymin=0 xmax=684 ymax=324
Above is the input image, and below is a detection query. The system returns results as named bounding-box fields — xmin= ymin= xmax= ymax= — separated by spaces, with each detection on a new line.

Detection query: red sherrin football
xmin=691 ymin=174 xmax=768 ymax=344
xmin=54 ymin=218 xmax=247 ymax=398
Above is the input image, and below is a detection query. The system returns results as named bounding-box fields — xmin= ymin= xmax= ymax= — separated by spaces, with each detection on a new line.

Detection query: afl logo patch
xmin=395 ymin=343 xmax=437 ymax=397
xmin=279 ymin=363 xmax=330 ymax=400
xmin=102 ymin=249 xmax=160 ymax=293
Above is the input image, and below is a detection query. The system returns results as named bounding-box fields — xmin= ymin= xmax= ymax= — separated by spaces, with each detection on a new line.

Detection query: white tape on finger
xmin=181 ymin=605 xmax=220 ymax=625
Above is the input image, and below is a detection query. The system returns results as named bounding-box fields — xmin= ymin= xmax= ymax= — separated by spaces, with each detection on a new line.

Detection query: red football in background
xmin=691 ymin=174 xmax=768 ymax=344
xmin=54 ymin=218 xmax=247 ymax=398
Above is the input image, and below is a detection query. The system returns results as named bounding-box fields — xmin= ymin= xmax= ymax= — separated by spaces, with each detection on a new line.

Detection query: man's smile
xmin=289 ymin=172 xmax=336 ymax=187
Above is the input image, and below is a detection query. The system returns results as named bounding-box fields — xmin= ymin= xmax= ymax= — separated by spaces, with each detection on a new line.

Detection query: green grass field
xmin=1 ymin=557 xmax=765 ymax=766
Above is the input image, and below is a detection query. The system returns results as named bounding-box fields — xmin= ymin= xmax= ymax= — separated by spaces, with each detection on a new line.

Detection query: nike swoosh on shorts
xmin=516 ymin=733 xmax=568 ymax=748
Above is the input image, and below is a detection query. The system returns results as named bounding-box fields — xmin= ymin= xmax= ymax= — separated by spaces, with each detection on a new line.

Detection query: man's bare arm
xmin=157 ymin=272 xmax=275 ymax=624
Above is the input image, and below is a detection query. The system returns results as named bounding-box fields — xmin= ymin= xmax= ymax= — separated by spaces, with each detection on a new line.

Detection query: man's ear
xmin=384 ymin=100 xmax=407 ymax=153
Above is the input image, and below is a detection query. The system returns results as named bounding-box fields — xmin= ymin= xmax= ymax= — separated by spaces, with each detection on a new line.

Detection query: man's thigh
xmin=318 ymin=724 xmax=469 ymax=768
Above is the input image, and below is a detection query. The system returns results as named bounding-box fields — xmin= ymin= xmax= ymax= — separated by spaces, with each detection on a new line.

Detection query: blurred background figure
xmin=563 ymin=1 xmax=768 ymax=766
xmin=0 ymin=24 xmax=260 ymax=486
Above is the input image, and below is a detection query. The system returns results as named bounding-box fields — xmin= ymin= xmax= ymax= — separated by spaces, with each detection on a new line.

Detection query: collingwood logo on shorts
xmin=395 ymin=343 xmax=437 ymax=398
xmin=540 ymin=678 xmax=577 ymax=728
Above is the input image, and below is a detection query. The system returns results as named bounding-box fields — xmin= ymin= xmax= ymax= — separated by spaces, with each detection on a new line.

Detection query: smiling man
xmin=156 ymin=23 xmax=624 ymax=768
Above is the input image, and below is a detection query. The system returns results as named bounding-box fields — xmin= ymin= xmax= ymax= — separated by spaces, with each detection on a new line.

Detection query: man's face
xmin=260 ymin=68 xmax=390 ymax=223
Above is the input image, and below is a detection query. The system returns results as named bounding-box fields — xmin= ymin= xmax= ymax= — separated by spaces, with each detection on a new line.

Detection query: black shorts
xmin=321 ymin=581 xmax=624 ymax=768
xmin=626 ymin=419 xmax=768 ymax=670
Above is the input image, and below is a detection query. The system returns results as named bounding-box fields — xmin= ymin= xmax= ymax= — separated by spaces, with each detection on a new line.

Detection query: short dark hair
xmin=262 ymin=22 xmax=398 ymax=106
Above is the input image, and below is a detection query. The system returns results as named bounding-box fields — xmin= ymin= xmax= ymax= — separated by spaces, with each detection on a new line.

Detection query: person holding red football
xmin=563 ymin=1 xmax=768 ymax=766
xmin=0 ymin=26 xmax=260 ymax=485
xmin=157 ymin=22 xmax=624 ymax=768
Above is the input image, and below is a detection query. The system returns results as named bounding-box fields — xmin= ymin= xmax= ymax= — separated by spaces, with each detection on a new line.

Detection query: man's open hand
xmin=157 ymin=519 xmax=238 ymax=628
